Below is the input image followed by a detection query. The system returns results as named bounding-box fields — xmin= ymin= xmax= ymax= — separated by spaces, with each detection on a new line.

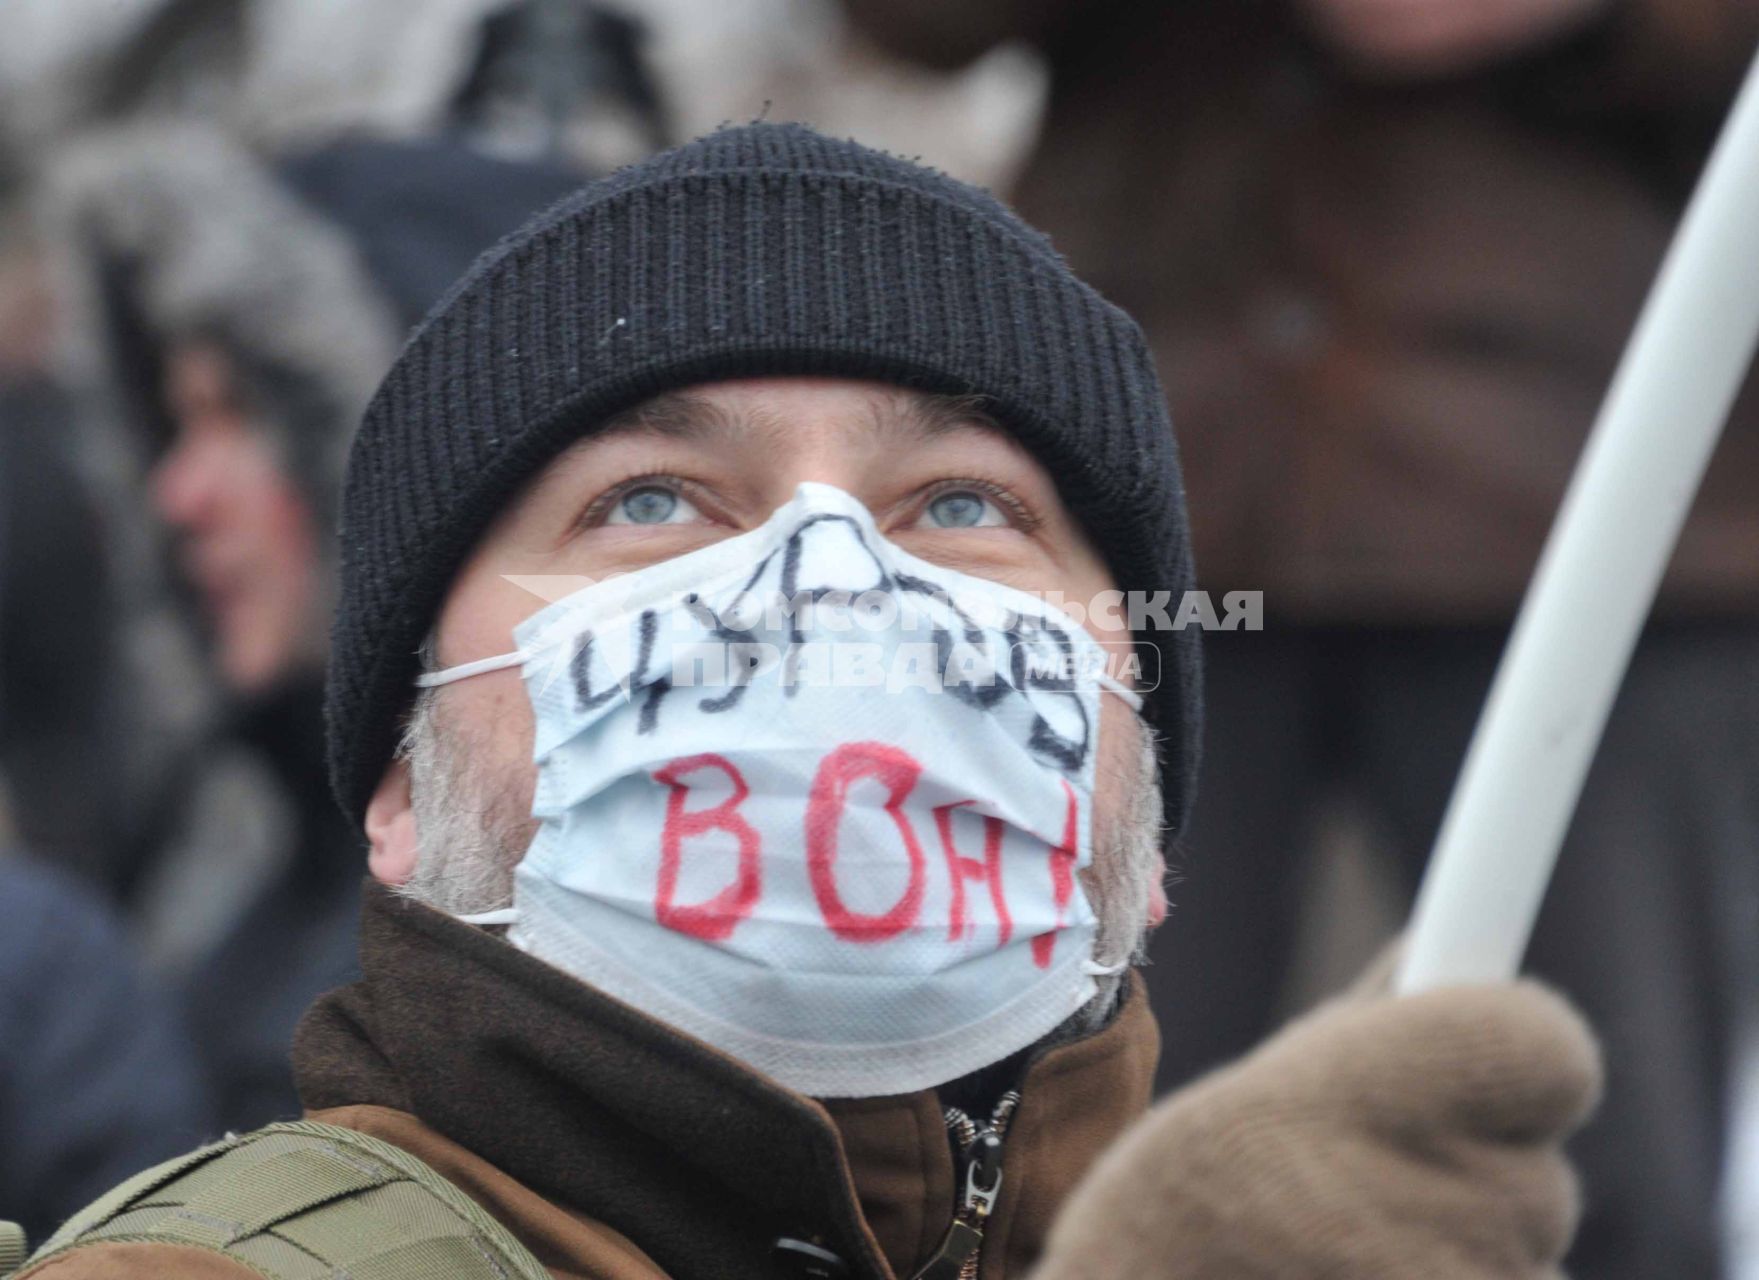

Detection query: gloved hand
xmin=1036 ymin=976 xmax=1602 ymax=1279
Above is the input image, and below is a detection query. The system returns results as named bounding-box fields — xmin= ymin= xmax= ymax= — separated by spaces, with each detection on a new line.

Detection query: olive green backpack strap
xmin=0 ymin=1221 xmax=25 ymax=1274
xmin=15 ymin=1121 xmax=550 ymax=1280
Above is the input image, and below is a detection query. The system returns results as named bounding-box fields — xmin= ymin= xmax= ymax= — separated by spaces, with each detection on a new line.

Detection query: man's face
xmin=152 ymin=344 xmax=323 ymax=695
xmin=370 ymin=377 xmax=1167 ymax=945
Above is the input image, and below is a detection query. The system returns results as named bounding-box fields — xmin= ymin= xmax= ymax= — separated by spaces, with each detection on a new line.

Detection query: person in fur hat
xmin=44 ymin=123 xmax=585 ymax=1130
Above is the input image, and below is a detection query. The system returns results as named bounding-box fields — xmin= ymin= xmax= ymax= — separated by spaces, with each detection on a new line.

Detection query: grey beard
xmin=1068 ymin=718 xmax=1167 ymax=1034
xmin=398 ymin=686 xmax=1167 ymax=1045
xmin=397 ymin=687 xmax=534 ymax=918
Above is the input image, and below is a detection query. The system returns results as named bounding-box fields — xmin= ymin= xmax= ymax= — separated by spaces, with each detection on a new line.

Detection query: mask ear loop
xmin=1095 ymin=672 xmax=1144 ymax=712
xmin=415 ymin=649 xmax=531 ymax=687
xmin=457 ymin=906 xmax=520 ymax=927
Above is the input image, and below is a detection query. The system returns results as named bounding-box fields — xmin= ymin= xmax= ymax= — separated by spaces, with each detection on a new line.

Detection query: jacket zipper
xmin=907 ymin=1091 xmax=1020 ymax=1280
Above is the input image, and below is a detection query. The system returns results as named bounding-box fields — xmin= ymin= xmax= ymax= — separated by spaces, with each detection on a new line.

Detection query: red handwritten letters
xmin=807 ymin=743 xmax=929 ymax=942
xmin=654 ymin=742 xmax=1079 ymax=965
xmin=654 ymin=753 xmax=764 ymax=941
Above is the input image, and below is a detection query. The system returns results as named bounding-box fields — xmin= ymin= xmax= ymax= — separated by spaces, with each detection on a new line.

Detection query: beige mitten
xmin=1036 ymin=979 xmax=1603 ymax=1278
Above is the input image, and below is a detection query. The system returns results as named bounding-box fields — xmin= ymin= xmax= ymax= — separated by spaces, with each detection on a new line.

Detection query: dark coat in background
xmin=0 ymin=857 xmax=210 ymax=1245
xmin=0 ymin=382 xmax=135 ymax=892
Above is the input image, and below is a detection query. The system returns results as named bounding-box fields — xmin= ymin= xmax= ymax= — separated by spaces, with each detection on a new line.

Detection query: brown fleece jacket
xmin=19 ymin=883 xmax=1157 ymax=1280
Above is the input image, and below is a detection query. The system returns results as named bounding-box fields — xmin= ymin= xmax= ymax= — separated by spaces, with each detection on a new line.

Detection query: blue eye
xmin=607 ymin=485 xmax=699 ymax=526
xmin=921 ymin=489 xmax=1006 ymax=529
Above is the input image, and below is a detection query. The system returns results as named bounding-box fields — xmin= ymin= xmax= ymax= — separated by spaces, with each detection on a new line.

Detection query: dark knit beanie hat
xmin=327 ymin=121 xmax=1202 ymax=834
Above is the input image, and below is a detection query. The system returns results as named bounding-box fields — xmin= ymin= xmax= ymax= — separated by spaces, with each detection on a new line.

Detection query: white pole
xmin=1398 ymin=48 xmax=1759 ymax=994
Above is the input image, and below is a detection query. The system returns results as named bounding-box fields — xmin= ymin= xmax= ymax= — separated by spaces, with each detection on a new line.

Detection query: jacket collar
xmin=294 ymin=882 xmax=1158 ymax=1280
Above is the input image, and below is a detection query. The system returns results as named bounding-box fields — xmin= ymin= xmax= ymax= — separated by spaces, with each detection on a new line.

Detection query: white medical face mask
xmin=419 ymin=482 xmax=1142 ymax=1098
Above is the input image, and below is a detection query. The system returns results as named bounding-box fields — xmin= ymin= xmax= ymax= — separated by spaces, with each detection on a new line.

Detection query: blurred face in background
xmin=151 ymin=343 xmax=323 ymax=695
xmin=0 ymin=232 xmax=55 ymax=379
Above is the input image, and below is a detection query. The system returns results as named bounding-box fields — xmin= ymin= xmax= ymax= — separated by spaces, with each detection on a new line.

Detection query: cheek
xmin=454 ymin=670 xmax=540 ymax=815
xmin=1089 ymin=700 xmax=1167 ymax=926
xmin=260 ymin=494 xmax=317 ymax=593
xmin=435 ymin=560 xmax=557 ymax=668
xmin=229 ymin=452 xmax=314 ymax=565
xmin=1090 ymin=695 xmax=1140 ymax=850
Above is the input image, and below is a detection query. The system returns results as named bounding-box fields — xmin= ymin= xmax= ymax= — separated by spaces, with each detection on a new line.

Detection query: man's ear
xmin=365 ymin=758 xmax=419 ymax=885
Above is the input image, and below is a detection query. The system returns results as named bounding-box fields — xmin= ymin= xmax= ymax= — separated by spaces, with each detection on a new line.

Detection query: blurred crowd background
xmin=0 ymin=1 xmax=1756 ymax=1276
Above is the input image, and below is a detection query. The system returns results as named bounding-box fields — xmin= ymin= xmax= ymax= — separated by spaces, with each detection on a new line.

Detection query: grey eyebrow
xmin=594 ymin=391 xmax=736 ymax=443
xmin=884 ymin=391 xmax=1001 ymax=441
